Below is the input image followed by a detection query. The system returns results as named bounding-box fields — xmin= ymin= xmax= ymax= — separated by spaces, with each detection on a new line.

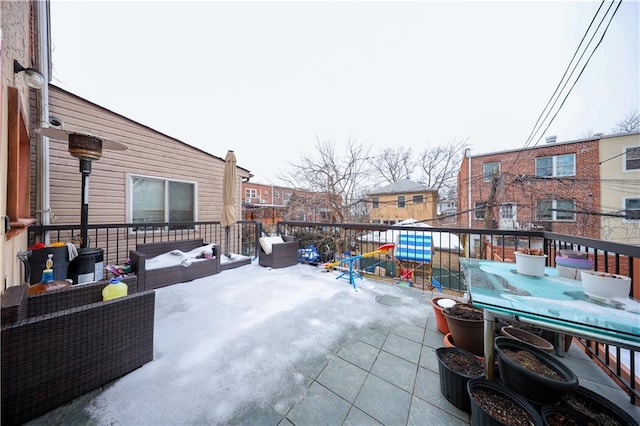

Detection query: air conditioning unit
xmin=259 ymin=199 xmax=266 ymax=204
xmin=245 ymin=198 xmax=252 ymax=203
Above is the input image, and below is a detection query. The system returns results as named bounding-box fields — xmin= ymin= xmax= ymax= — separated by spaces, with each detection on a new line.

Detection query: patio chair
xmin=395 ymin=233 xmax=434 ymax=290
xmin=259 ymin=235 xmax=298 ymax=268
xmin=1 ymin=277 xmax=155 ymax=426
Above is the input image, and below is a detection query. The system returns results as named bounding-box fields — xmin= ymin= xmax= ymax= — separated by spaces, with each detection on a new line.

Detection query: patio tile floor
xmin=277 ymin=300 xmax=640 ymax=426
xmin=26 ymin=281 xmax=640 ymax=426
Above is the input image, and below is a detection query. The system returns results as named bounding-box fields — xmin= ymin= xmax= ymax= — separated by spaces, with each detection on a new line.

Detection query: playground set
xmin=321 ymin=243 xmax=395 ymax=291
xmin=319 ymin=238 xmax=443 ymax=292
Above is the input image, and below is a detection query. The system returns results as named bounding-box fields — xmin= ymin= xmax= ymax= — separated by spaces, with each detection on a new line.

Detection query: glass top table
xmin=459 ymin=258 xmax=640 ymax=378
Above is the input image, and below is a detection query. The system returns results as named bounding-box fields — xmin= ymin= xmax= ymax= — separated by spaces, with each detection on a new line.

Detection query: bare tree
xmin=612 ymin=110 xmax=640 ymax=134
xmin=371 ymin=147 xmax=415 ymax=184
xmin=278 ymin=137 xmax=372 ymax=224
xmin=416 ymin=138 xmax=470 ymax=197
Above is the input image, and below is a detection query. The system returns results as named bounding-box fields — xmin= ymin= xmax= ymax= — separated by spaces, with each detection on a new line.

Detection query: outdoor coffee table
xmin=459 ymin=258 xmax=640 ymax=382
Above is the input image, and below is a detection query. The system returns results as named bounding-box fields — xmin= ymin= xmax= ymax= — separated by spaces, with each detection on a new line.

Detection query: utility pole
xmin=480 ymin=174 xmax=500 ymax=258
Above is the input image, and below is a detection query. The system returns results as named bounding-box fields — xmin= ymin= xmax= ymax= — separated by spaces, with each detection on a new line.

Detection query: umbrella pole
xmin=225 ymin=226 xmax=231 ymax=258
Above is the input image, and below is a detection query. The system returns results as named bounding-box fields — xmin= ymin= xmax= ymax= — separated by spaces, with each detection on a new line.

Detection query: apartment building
xmin=457 ymin=134 xmax=628 ymax=241
xmin=242 ymin=182 xmax=337 ymax=232
xmin=367 ymin=179 xmax=438 ymax=224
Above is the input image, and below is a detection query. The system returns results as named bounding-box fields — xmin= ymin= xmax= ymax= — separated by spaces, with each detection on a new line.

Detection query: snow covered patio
xmin=28 ymin=260 xmax=639 ymax=425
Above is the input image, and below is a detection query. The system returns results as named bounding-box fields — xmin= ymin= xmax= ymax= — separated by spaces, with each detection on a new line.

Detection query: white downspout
xmin=37 ymin=0 xmax=51 ymax=243
xmin=466 ymin=148 xmax=472 ymax=228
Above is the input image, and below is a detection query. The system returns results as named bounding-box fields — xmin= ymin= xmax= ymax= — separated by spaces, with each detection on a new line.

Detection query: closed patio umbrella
xmin=220 ymin=150 xmax=238 ymax=258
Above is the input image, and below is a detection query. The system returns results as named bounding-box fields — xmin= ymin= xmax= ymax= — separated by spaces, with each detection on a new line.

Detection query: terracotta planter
xmin=495 ymin=337 xmax=579 ymax=405
xmin=443 ymin=333 xmax=455 ymax=348
xmin=467 ymin=378 xmax=543 ymax=426
xmin=501 ymin=326 xmax=554 ymax=353
xmin=436 ymin=347 xmax=484 ymax=413
xmin=443 ymin=303 xmax=484 ymax=357
xmin=431 ymin=296 xmax=457 ymax=334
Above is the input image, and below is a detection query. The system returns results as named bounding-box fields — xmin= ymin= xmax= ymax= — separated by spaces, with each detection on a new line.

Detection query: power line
xmin=519 ymin=0 xmax=607 ymax=152
xmin=504 ymin=0 xmax=623 ymax=174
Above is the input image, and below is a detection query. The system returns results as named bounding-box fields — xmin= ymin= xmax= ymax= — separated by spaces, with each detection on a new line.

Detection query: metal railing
xmin=26 ymin=219 xmax=639 ymax=404
xmin=27 ymin=221 xmax=262 ymax=277
xmin=276 ymin=220 xmax=639 ymax=404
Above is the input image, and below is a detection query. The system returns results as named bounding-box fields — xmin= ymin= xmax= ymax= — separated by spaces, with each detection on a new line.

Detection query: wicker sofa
xmin=130 ymin=239 xmax=221 ymax=290
xmin=1 ymin=276 xmax=155 ymax=426
xmin=258 ymin=235 xmax=299 ymax=268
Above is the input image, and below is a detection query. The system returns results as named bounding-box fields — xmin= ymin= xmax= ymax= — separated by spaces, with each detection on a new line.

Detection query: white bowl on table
xmin=514 ymin=251 xmax=547 ymax=277
xmin=580 ymin=270 xmax=631 ymax=300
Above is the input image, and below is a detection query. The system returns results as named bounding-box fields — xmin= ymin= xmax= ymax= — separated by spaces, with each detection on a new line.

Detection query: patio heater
xmin=34 ymin=127 xmax=127 ymax=283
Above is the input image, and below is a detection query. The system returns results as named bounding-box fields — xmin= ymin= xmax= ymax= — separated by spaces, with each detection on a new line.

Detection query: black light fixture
xmin=13 ymin=60 xmax=45 ymax=90
xmin=33 ymin=127 xmax=127 ymax=248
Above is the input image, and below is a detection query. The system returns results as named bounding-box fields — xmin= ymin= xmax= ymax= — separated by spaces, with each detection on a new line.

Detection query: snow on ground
xmin=85 ymin=260 xmax=430 ymax=425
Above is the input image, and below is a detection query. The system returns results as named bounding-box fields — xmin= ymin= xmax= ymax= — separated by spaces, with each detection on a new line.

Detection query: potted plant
xmin=467 ymin=378 xmax=543 ymax=426
xmin=500 ymin=326 xmax=554 ymax=354
xmin=436 ymin=346 xmax=484 ymax=413
xmin=495 ymin=337 xmax=579 ymax=405
xmin=514 ymin=248 xmax=547 ymax=277
xmin=555 ymin=250 xmax=593 ymax=280
xmin=431 ymin=296 xmax=457 ymax=334
xmin=540 ymin=405 xmax=598 ymax=426
xmin=442 ymin=303 xmax=484 ymax=357
xmin=560 ymin=385 xmax=639 ymax=426
xmin=580 ymin=270 xmax=631 ymax=300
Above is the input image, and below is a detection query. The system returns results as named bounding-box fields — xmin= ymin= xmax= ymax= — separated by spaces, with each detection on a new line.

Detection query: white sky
xmin=78 ymin=261 xmax=430 ymax=424
xmin=50 ymin=1 xmax=639 ymax=185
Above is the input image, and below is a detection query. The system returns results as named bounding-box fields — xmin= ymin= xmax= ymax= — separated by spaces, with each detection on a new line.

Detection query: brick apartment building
xmin=242 ymin=182 xmax=337 ymax=233
xmin=457 ymin=135 xmax=602 ymax=239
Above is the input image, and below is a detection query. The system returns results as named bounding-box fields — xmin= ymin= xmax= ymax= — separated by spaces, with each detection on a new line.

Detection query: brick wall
xmin=458 ymin=139 xmax=601 ymax=238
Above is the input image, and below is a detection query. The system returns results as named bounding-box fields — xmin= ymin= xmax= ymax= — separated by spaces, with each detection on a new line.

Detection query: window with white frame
xmin=372 ymin=197 xmax=379 ymax=209
xmin=245 ymin=188 xmax=257 ymax=198
xmin=624 ymin=146 xmax=640 ymax=171
xmin=624 ymin=198 xmax=640 ymax=221
xmin=413 ymin=194 xmax=424 ymax=204
xmin=536 ymin=199 xmax=576 ymax=221
xmin=483 ymin=162 xmax=500 ymax=181
xmin=535 ymin=154 xmax=576 ymax=177
xmin=474 ymin=201 xmax=486 ymax=220
xmin=130 ymin=175 xmax=196 ymax=230
xmin=397 ymin=195 xmax=406 ymax=208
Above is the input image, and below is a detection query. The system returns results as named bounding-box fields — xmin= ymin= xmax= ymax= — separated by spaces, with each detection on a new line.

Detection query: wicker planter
xmin=436 ymin=347 xmax=484 ymax=413
xmin=495 ymin=337 xmax=579 ymax=405
xmin=443 ymin=303 xmax=484 ymax=357
xmin=467 ymin=378 xmax=543 ymax=426
xmin=431 ymin=296 xmax=457 ymax=334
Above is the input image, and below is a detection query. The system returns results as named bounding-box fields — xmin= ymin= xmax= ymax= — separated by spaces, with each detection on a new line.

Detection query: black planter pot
xmin=541 ymin=405 xmax=597 ymax=426
xmin=495 ymin=337 xmax=579 ymax=405
xmin=560 ymin=385 xmax=639 ymax=426
xmin=436 ymin=346 xmax=484 ymax=413
xmin=467 ymin=378 xmax=543 ymax=426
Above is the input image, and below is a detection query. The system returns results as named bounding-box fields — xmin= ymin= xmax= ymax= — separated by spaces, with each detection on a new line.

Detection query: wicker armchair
xmin=1 ymin=277 xmax=155 ymax=426
xmin=258 ymin=235 xmax=299 ymax=268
